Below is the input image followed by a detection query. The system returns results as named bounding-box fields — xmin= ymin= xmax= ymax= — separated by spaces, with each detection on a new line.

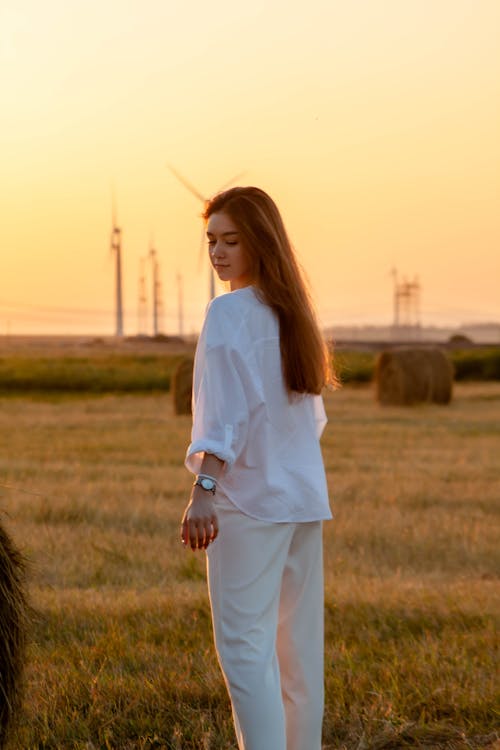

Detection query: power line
xmin=0 ymin=300 xmax=197 ymax=321
xmin=0 ymin=300 xmax=114 ymax=316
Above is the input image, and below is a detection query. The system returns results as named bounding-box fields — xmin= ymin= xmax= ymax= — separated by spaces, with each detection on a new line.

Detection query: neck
xmin=230 ymin=278 xmax=253 ymax=291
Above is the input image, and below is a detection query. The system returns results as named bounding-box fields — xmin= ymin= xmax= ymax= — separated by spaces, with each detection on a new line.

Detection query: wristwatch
xmin=194 ymin=476 xmax=217 ymax=495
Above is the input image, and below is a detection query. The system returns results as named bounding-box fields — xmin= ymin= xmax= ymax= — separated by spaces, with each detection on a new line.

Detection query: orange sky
xmin=0 ymin=0 xmax=499 ymax=335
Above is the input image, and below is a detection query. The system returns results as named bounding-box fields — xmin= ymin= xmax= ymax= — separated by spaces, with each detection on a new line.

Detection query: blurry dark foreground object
xmin=375 ymin=347 xmax=454 ymax=405
xmin=0 ymin=520 xmax=29 ymax=749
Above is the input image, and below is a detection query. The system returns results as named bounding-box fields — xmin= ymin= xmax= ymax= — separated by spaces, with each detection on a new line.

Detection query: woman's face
xmin=206 ymin=212 xmax=253 ymax=291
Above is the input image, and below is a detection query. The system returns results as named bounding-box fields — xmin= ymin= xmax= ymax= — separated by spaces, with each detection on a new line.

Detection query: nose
xmin=212 ymin=241 xmax=226 ymax=258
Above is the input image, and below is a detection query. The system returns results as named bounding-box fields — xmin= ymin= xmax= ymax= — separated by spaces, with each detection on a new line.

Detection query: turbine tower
xmin=149 ymin=240 xmax=162 ymax=337
xmin=138 ymin=257 xmax=148 ymax=336
xmin=110 ymin=199 xmax=124 ymax=337
xmin=167 ymin=164 xmax=244 ymax=302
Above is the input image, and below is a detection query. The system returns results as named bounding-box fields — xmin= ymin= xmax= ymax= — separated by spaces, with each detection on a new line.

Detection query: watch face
xmin=201 ymin=478 xmax=215 ymax=490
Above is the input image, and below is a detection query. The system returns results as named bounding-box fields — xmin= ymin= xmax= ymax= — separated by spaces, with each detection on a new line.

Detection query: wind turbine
xmin=149 ymin=238 xmax=161 ymax=337
xmin=110 ymin=196 xmax=124 ymax=337
xmin=167 ymin=164 xmax=245 ymax=301
xmin=138 ymin=256 xmax=148 ymax=336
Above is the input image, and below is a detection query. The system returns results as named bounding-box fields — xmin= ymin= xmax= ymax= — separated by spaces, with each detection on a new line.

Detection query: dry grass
xmin=0 ymin=383 xmax=498 ymax=749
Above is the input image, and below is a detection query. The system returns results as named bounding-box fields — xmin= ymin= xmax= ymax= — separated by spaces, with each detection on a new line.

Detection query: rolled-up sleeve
xmin=185 ymin=308 xmax=250 ymax=475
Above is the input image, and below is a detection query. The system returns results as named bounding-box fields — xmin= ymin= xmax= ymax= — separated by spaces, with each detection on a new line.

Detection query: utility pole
xmin=391 ymin=267 xmax=421 ymax=340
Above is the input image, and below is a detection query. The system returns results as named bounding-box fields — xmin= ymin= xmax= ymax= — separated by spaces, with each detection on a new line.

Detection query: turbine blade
xmin=197 ymin=223 xmax=206 ymax=272
xmin=110 ymin=225 xmax=116 ymax=256
xmin=218 ymin=171 xmax=245 ymax=192
xmin=111 ymin=183 xmax=117 ymax=228
xmin=110 ymin=184 xmax=119 ymax=259
xmin=167 ymin=163 xmax=206 ymax=203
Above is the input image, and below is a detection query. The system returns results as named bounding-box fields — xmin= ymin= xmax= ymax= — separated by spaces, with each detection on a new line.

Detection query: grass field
xmin=1 ymin=383 xmax=499 ymax=749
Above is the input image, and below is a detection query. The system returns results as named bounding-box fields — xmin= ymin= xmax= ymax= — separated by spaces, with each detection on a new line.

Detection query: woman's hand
xmin=181 ymin=486 xmax=219 ymax=551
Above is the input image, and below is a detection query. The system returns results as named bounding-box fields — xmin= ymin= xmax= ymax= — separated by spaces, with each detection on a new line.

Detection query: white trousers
xmin=206 ymin=494 xmax=325 ymax=750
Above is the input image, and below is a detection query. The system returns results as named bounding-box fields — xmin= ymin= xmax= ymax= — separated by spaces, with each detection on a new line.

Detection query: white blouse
xmin=185 ymin=286 xmax=332 ymax=523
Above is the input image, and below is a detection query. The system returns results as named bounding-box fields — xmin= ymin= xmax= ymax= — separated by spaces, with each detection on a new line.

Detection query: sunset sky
xmin=1 ymin=0 xmax=499 ymax=336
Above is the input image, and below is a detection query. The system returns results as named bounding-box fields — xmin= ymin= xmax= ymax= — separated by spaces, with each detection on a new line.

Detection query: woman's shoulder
xmin=206 ymin=287 xmax=261 ymax=325
xmin=203 ymin=288 xmax=258 ymax=349
xmin=209 ymin=286 xmax=259 ymax=314
xmin=205 ymin=287 xmax=267 ymax=350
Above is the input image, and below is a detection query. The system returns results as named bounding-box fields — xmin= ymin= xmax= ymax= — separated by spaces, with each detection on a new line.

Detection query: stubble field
xmin=1 ymin=383 xmax=499 ymax=749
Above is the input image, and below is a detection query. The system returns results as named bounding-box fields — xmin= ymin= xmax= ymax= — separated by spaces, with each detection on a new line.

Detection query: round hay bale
xmin=427 ymin=348 xmax=454 ymax=404
xmin=0 ymin=520 xmax=29 ymax=748
xmin=375 ymin=347 xmax=453 ymax=406
xmin=172 ymin=356 xmax=194 ymax=415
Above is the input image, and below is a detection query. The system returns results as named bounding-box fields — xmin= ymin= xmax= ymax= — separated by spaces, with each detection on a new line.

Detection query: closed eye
xmin=207 ymin=239 xmax=238 ymax=247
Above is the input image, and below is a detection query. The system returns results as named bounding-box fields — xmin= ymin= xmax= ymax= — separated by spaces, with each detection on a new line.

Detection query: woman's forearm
xmin=199 ymin=453 xmax=224 ymax=481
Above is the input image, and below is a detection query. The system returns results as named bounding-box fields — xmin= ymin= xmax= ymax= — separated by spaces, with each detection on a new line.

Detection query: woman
xmin=181 ymin=186 xmax=333 ymax=750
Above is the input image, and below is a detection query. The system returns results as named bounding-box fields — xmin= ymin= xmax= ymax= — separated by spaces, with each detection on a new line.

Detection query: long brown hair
xmin=204 ymin=186 xmax=336 ymax=394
